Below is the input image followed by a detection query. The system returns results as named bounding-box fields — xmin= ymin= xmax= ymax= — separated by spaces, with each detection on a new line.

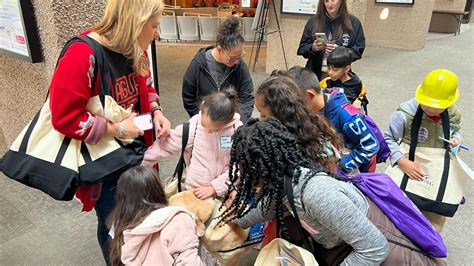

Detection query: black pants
xmin=94 ymin=175 xmax=119 ymax=266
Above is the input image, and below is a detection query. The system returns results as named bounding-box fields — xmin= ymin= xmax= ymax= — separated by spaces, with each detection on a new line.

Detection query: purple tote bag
xmin=339 ymin=171 xmax=447 ymax=258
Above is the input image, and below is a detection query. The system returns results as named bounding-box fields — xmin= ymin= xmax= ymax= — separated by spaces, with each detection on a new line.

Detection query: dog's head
xmin=168 ymin=190 xmax=214 ymax=237
xmin=169 ymin=191 xmax=260 ymax=266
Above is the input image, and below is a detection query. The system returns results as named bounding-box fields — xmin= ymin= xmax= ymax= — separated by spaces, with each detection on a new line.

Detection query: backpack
xmin=337 ymin=171 xmax=448 ymax=258
xmin=164 ymin=122 xmax=191 ymax=197
xmin=285 ymin=171 xmax=448 ymax=259
xmin=341 ymin=103 xmax=390 ymax=163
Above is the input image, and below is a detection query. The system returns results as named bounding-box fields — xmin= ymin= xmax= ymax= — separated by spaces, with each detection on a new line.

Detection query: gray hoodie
xmin=237 ymin=168 xmax=389 ymax=265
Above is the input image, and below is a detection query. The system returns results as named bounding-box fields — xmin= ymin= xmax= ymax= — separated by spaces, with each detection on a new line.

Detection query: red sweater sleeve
xmin=147 ymin=74 xmax=159 ymax=103
xmin=143 ymin=51 xmax=159 ymax=103
xmin=49 ymin=42 xmax=99 ymax=140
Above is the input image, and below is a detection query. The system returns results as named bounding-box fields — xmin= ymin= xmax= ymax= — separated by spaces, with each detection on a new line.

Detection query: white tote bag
xmin=255 ymin=238 xmax=318 ymax=266
xmin=386 ymin=143 xmax=469 ymax=217
xmin=0 ymin=36 xmax=145 ymax=201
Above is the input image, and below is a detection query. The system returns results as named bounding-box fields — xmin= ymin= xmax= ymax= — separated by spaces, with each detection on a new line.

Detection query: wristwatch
xmin=151 ymin=105 xmax=163 ymax=116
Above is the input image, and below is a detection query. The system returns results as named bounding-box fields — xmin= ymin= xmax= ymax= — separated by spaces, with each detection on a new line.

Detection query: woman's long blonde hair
xmin=92 ymin=0 xmax=164 ymax=76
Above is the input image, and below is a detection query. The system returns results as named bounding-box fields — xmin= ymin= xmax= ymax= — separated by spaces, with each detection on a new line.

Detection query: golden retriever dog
xmin=169 ymin=191 xmax=262 ymax=265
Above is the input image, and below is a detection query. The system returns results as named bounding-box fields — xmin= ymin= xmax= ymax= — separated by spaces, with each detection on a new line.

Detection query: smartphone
xmin=133 ymin=113 xmax=153 ymax=130
xmin=315 ymin=32 xmax=328 ymax=45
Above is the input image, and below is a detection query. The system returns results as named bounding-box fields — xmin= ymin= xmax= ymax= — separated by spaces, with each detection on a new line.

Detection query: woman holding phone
xmin=297 ymin=0 xmax=365 ymax=79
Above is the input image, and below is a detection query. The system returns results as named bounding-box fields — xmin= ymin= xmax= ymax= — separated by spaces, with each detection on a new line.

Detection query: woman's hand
xmin=152 ymin=110 xmax=171 ymax=139
xmin=107 ymin=113 xmax=143 ymax=139
xmin=312 ymin=40 xmax=325 ymax=52
xmin=397 ymin=158 xmax=426 ymax=181
xmin=194 ymin=186 xmax=216 ymax=200
xmin=325 ymin=43 xmax=338 ymax=55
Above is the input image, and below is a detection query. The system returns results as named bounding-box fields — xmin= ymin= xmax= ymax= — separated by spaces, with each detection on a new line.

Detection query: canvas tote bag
xmin=386 ymin=107 xmax=469 ymax=217
xmin=0 ymin=36 xmax=145 ymax=201
xmin=255 ymin=238 xmax=318 ymax=266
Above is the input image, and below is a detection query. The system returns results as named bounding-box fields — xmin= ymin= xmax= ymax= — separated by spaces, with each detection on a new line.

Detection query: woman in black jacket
xmin=182 ymin=16 xmax=254 ymax=124
xmin=297 ymin=0 xmax=365 ymax=79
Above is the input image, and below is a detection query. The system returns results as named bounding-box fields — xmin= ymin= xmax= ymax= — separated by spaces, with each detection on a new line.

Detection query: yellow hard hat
xmin=415 ymin=69 xmax=459 ymax=109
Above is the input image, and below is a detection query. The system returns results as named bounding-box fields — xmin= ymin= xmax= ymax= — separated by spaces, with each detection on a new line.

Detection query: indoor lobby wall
xmin=266 ymin=0 xmax=441 ymax=72
xmin=433 ymin=0 xmax=467 ymax=11
xmin=362 ymin=0 xmax=436 ymax=50
xmin=266 ymin=0 xmax=368 ymax=73
xmin=0 ymin=0 xmax=106 ymax=145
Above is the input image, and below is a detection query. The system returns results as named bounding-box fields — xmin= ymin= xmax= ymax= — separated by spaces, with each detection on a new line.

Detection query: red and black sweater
xmin=49 ymin=32 xmax=159 ymax=144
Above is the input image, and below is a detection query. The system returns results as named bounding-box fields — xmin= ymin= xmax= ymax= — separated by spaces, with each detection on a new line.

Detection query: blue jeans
xmin=94 ymin=175 xmax=119 ymax=266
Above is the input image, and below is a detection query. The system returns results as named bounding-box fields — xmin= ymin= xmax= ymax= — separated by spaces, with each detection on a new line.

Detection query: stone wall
xmin=265 ymin=0 xmax=370 ymax=73
xmin=363 ymin=0 xmax=436 ymax=50
xmin=0 ymin=0 xmax=106 ymax=146
xmin=265 ymin=0 xmax=444 ymax=72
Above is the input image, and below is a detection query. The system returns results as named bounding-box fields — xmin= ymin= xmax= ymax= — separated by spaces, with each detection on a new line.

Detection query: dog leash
xmin=203 ymin=199 xmax=263 ymax=253
xmin=216 ymin=222 xmax=264 ymax=253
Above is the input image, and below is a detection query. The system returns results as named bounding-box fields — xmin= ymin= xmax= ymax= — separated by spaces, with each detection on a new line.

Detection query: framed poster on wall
xmin=375 ymin=0 xmax=415 ymax=4
xmin=0 ymin=0 xmax=43 ymax=63
xmin=281 ymin=0 xmax=318 ymax=15
xmin=241 ymin=0 xmax=251 ymax=8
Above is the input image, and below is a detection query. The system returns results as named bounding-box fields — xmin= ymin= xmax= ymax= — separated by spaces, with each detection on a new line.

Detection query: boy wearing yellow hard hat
xmin=384 ymin=69 xmax=462 ymax=232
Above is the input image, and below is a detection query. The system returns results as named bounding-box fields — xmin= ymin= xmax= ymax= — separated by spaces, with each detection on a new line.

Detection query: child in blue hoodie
xmin=321 ymin=47 xmax=368 ymax=113
xmin=287 ymin=66 xmax=380 ymax=174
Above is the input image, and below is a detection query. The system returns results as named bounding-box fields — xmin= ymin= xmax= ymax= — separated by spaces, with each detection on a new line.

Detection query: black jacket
xmin=327 ymin=71 xmax=362 ymax=103
xmin=182 ymin=46 xmax=254 ymax=124
xmin=326 ymin=71 xmax=369 ymax=113
xmin=297 ymin=15 xmax=365 ymax=79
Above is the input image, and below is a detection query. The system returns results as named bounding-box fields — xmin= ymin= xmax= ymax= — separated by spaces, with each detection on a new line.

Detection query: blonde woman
xmin=48 ymin=0 xmax=170 ymax=263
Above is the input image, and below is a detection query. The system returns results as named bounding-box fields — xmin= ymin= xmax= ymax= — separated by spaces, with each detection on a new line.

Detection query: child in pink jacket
xmin=142 ymin=87 xmax=243 ymax=199
xmin=107 ymin=166 xmax=203 ymax=266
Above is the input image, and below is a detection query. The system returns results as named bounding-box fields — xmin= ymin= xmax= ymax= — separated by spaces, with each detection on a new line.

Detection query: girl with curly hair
xmin=255 ymin=75 xmax=341 ymax=172
xmin=220 ymin=118 xmax=446 ymax=265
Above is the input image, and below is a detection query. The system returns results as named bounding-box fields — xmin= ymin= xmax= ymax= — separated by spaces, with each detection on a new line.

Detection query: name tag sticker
xmin=220 ymin=136 xmax=232 ymax=149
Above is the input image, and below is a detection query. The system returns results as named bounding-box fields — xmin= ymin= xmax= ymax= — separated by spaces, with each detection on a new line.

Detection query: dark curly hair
xmin=256 ymin=75 xmax=341 ymax=171
xmin=218 ymin=118 xmax=336 ymax=238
